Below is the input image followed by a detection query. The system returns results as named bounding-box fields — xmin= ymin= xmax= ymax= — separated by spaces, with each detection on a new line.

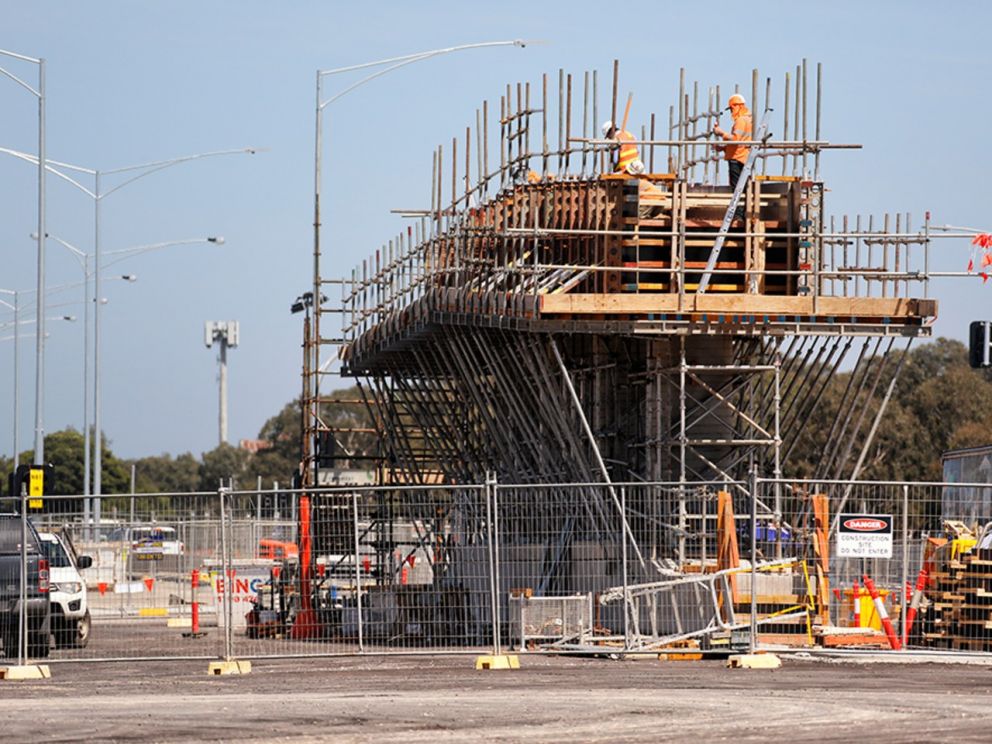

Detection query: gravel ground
xmin=3 ymin=653 xmax=992 ymax=743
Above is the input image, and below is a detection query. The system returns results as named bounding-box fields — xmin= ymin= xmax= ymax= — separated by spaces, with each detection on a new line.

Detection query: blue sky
xmin=1 ymin=1 xmax=989 ymax=461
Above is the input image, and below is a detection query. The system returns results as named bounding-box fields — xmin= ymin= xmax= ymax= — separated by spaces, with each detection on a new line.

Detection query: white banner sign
xmin=836 ymin=514 xmax=893 ymax=558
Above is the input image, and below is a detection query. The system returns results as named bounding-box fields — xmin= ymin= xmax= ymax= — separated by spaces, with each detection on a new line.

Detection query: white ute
xmin=39 ymin=531 xmax=92 ymax=649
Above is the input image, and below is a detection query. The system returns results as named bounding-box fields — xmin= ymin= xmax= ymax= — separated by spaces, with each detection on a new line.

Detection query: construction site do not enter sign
xmin=837 ymin=514 xmax=893 ymax=558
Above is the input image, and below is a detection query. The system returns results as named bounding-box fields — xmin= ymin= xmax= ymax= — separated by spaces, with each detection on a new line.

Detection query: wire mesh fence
xmin=3 ymin=477 xmax=992 ymax=665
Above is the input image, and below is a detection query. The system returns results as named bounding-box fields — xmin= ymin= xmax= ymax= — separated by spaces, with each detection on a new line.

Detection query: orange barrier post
xmin=863 ymin=575 xmax=901 ymax=650
xmin=903 ymin=568 xmax=929 ymax=640
xmin=191 ymin=569 xmax=200 ymax=635
xmin=852 ymin=579 xmax=860 ymax=628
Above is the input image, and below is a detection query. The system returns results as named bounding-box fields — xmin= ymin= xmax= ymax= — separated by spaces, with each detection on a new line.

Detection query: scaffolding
xmin=299 ymin=60 xmax=969 ymax=588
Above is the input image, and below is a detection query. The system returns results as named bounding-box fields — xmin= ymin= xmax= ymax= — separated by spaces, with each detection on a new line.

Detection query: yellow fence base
xmin=727 ymin=653 xmax=781 ymax=669
xmin=0 ymin=664 xmax=51 ymax=680
xmin=208 ymin=660 xmax=252 ymax=676
xmin=475 ymin=654 xmax=520 ymax=671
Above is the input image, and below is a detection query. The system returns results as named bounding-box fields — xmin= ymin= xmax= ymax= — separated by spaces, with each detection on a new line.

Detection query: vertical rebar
xmin=558 ymin=68 xmax=565 ymax=177
xmin=763 ymin=75 xmax=771 ymax=176
xmin=793 ymin=65 xmax=801 ymax=176
xmin=542 ymin=74 xmax=549 ymax=178
xmin=611 ymin=60 xmax=619 ymax=136
xmin=677 ymin=67 xmax=685 ymax=175
xmin=582 ymin=70 xmax=590 ymax=175
xmin=565 ymin=73 xmax=572 ymax=173
xmin=782 ymin=71 xmax=790 ymax=177
xmin=649 ymin=112 xmax=656 ymax=174
xmin=814 ymin=62 xmax=823 ymax=180
xmin=801 ymin=58 xmax=808 ymax=175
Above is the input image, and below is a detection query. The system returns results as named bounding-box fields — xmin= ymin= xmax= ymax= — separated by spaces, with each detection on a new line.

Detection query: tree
xmin=128 ymin=452 xmax=201 ymax=493
xmin=199 ymin=443 xmax=250 ymax=491
xmin=18 ymin=429 xmax=129 ymax=497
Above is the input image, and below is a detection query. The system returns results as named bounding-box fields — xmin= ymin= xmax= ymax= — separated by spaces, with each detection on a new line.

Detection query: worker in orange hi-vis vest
xmin=712 ymin=93 xmax=753 ymax=191
xmin=602 ymin=120 xmax=645 ymax=176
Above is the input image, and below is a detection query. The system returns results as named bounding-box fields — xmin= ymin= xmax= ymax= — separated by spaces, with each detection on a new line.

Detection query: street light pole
xmin=44 ymin=232 xmax=136 ymax=524
xmin=0 ymin=48 xmax=47 ymax=464
xmin=0 ymin=291 xmax=19 ymax=469
xmin=308 ymin=40 xmax=527 ymax=486
xmin=0 ymin=145 xmax=253 ymax=513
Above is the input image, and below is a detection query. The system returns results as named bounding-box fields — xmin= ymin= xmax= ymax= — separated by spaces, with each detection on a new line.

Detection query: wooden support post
xmin=717 ymin=490 xmax=740 ymax=609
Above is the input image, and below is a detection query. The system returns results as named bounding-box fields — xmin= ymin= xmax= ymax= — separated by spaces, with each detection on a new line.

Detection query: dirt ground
xmin=3 ymin=653 xmax=992 ymax=743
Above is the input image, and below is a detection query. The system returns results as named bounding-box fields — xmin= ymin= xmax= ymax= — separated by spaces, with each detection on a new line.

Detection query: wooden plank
xmin=717 ymin=491 xmax=740 ymax=608
xmin=540 ymin=294 xmax=938 ymax=318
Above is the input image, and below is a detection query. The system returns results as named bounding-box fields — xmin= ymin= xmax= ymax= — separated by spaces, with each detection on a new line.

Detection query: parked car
xmin=107 ymin=525 xmax=184 ymax=558
xmin=0 ymin=513 xmax=50 ymax=658
xmin=38 ymin=531 xmax=92 ymax=649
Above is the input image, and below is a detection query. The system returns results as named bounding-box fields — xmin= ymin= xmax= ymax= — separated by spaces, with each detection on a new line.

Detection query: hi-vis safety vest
xmin=723 ymin=111 xmax=752 ymax=164
xmin=614 ymin=130 xmax=640 ymax=173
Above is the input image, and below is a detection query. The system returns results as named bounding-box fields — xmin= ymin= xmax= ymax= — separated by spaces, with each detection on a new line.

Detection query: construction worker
xmin=712 ymin=93 xmax=752 ymax=191
xmin=602 ymin=120 xmax=645 ymax=176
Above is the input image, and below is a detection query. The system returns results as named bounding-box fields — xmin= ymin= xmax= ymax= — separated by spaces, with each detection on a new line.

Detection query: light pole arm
xmin=99 ymin=148 xmax=260 ymax=198
xmin=319 ymin=41 xmax=527 ymax=109
xmin=318 ymin=40 xmax=526 ymax=78
xmin=100 ymin=237 xmax=224 ymax=270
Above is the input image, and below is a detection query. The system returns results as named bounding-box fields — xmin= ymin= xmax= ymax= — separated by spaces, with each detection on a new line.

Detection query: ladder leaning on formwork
xmin=696 ymin=108 xmax=773 ymax=294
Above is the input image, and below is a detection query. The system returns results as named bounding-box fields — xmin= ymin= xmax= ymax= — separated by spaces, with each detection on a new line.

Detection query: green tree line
xmin=1 ymin=386 xmax=374 ymax=496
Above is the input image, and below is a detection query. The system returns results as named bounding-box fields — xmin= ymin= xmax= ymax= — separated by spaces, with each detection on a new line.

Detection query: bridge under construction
xmin=307 ymin=60 xmax=935 ymax=492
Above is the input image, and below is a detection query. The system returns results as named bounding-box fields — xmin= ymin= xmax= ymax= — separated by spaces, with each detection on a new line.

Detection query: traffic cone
xmin=863 ymin=575 xmax=901 ymax=650
xmin=143 ymin=577 xmax=155 ymax=592
xmin=98 ymin=582 xmax=108 ymax=596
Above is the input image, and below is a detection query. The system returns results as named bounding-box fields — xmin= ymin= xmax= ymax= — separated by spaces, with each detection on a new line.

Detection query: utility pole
xmin=205 ymin=321 xmax=239 ymax=445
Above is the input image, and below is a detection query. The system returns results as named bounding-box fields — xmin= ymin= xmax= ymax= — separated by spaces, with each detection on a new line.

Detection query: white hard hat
xmin=601 ymin=120 xmax=614 ymax=136
xmin=727 ymin=93 xmax=747 ymax=108
xmin=625 ymin=159 xmax=645 ymax=176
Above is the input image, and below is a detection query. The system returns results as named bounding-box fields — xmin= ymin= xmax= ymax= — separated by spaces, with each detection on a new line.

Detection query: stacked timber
xmin=924 ymin=548 xmax=992 ymax=651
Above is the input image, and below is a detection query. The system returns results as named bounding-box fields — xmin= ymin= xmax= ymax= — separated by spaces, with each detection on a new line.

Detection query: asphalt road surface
xmin=3 ymin=653 xmax=992 ymax=743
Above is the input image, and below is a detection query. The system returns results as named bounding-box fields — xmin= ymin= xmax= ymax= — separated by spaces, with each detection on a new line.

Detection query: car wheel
xmin=70 ymin=610 xmax=91 ymax=649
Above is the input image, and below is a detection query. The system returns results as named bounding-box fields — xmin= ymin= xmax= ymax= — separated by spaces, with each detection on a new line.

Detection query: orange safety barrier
xmin=863 ymin=575 xmax=901 ymax=650
xmin=903 ymin=567 xmax=929 ymax=641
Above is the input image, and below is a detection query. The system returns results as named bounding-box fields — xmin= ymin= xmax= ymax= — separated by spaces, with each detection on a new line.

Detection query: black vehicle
xmin=0 ymin=513 xmax=51 ymax=658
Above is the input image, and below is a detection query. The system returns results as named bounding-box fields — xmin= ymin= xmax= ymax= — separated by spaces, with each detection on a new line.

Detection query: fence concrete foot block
xmin=475 ymin=654 xmax=520 ymax=671
xmin=208 ymin=660 xmax=251 ymax=676
xmin=0 ymin=664 xmax=51 ymax=680
xmin=727 ymin=653 xmax=781 ymax=669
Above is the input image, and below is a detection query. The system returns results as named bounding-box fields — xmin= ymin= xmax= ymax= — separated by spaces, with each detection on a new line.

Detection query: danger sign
xmin=837 ymin=513 xmax=893 ymax=558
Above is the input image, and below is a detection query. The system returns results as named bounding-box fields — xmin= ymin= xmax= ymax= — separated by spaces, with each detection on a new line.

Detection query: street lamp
xmin=35 ymin=232 xmax=138 ymax=509
xmin=0 ymin=47 xmax=46 ymax=464
xmin=0 ymin=146 xmax=251 ymax=505
xmin=45 ymin=234 xmax=220 ymax=525
xmin=309 ymin=40 xmax=527 ymax=485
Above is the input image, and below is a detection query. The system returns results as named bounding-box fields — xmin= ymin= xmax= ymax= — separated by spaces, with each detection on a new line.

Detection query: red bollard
xmin=853 ymin=579 xmax=860 ymax=628
xmin=904 ymin=568 xmax=929 ymax=640
xmin=863 ymin=575 xmax=902 ymax=650
xmin=191 ymin=569 xmax=200 ymax=635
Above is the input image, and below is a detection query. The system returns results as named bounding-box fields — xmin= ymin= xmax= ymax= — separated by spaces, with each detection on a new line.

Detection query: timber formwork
xmin=306 ymin=61 xmax=939 ymax=568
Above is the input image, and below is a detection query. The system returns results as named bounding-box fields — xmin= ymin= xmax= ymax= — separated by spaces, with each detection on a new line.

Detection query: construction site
xmin=245 ymin=58 xmax=992 ymax=658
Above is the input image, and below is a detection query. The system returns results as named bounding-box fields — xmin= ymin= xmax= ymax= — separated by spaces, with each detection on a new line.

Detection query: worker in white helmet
xmin=601 ymin=120 xmax=644 ymax=176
